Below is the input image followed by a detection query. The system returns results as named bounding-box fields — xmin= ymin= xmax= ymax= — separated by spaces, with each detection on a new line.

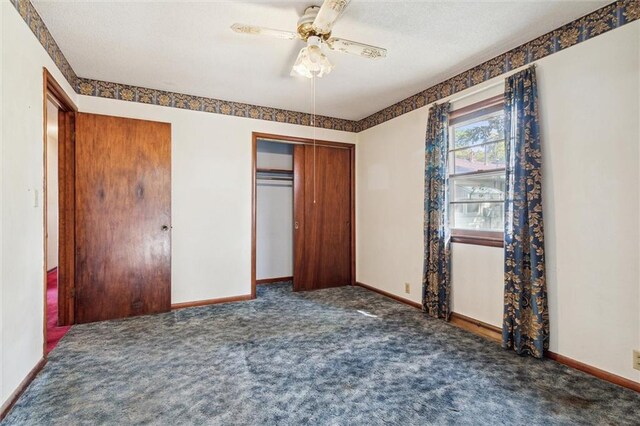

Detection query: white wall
xmin=450 ymin=244 xmax=503 ymax=326
xmin=357 ymin=22 xmax=640 ymax=382
xmin=356 ymin=106 xmax=427 ymax=301
xmin=46 ymin=100 xmax=59 ymax=271
xmin=1 ymin=3 xmax=78 ymax=407
xmin=0 ymin=0 xmax=5 ymax=407
xmin=539 ymin=22 xmax=639 ymax=383
xmin=256 ymin=141 xmax=293 ymax=280
xmin=79 ymin=96 xmax=356 ymax=304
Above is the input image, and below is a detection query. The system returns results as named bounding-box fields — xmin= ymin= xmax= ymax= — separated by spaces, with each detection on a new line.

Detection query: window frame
xmin=448 ymin=94 xmax=505 ymax=248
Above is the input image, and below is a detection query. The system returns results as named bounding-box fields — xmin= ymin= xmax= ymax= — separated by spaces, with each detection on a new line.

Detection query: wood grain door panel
xmin=75 ymin=113 xmax=171 ymax=323
xmin=293 ymin=145 xmax=351 ymax=291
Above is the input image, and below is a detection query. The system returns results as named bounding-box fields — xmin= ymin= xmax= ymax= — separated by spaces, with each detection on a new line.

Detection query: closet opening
xmin=255 ymin=140 xmax=294 ymax=293
xmin=251 ymin=132 xmax=355 ymax=299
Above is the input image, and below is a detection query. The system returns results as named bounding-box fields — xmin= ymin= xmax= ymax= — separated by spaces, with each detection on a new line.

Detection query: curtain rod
xmin=449 ymin=80 xmax=504 ymax=104
xmin=447 ymin=63 xmax=537 ymax=105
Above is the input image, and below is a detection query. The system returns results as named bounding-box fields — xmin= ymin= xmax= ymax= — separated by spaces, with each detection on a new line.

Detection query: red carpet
xmin=47 ymin=268 xmax=71 ymax=353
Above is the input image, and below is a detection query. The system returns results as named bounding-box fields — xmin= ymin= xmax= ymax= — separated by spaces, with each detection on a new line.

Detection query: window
xmin=448 ymin=95 xmax=505 ymax=247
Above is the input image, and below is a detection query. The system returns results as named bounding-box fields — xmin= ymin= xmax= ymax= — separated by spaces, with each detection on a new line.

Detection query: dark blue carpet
xmin=3 ymin=282 xmax=639 ymax=425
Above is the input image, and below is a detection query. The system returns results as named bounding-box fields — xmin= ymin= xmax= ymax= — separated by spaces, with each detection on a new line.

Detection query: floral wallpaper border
xmin=357 ymin=0 xmax=639 ymax=132
xmin=10 ymin=0 xmax=78 ymax=89
xmin=76 ymin=78 xmax=360 ymax=132
xmin=10 ymin=0 xmax=639 ymax=133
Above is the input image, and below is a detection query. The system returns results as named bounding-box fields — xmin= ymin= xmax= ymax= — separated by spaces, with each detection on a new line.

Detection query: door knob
xmin=161 ymin=225 xmax=169 ymax=231
xmin=294 ymin=221 xmax=299 ymax=230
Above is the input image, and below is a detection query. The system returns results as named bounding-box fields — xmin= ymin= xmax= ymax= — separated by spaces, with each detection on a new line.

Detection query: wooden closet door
xmin=293 ymin=144 xmax=352 ymax=291
xmin=75 ymin=113 xmax=171 ymax=323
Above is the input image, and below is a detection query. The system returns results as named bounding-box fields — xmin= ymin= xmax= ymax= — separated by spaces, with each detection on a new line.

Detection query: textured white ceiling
xmin=33 ymin=1 xmax=608 ymax=120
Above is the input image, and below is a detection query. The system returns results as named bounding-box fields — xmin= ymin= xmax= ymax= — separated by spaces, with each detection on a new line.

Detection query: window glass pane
xmin=485 ymin=140 xmax=506 ymax=170
xmin=448 ymin=104 xmax=506 ymax=234
xmin=451 ymin=173 xmax=505 ymax=202
xmin=453 ymin=145 xmax=483 ymax=174
xmin=452 ymin=112 xmax=505 ymax=149
xmin=452 ymin=141 xmax=505 ymax=174
xmin=450 ymin=202 xmax=504 ymax=231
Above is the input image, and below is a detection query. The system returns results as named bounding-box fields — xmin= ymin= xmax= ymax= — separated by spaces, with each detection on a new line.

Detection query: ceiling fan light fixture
xmin=232 ymin=0 xmax=386 ymax=79
xmin=290 ymin=36 xmax=334 ymax=79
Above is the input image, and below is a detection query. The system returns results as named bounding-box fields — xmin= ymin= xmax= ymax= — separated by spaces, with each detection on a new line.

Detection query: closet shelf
xmin=256 ymin=168 xmax=293 ymax=174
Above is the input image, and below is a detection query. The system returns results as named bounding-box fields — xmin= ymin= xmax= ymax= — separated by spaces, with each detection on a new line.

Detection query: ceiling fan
xmin=231 ymin=0 xmax=387 ymax=78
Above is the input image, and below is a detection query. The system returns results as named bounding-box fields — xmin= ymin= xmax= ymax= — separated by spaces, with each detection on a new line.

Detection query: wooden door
xmin=293 ymin=144 xmax=352 ymax=291
xmin=58 ymin=110 xmax=76 ymax=325
xmin=75 ymin=113 xmax=171 ymax=323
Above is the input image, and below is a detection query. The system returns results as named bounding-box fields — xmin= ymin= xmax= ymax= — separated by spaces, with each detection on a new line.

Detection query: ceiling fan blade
xmin=312 ymin=0 xmax=351 ymax=35
xmin=231 ymin=23 xmax=299 ymax=40
xmin=326 ymin=38 xmax=387 ymax=59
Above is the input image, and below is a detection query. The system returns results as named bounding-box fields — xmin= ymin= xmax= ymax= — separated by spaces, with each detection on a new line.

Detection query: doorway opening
xmin=45 ymin=98 xmax=69 ymax=353
xmin=251 ymin=132 xmax=355 ymax=299
xmin=43 ymin=68 xmax=77 ymax=355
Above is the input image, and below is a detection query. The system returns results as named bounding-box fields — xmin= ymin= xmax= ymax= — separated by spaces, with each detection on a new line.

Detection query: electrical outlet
xmin=633 ymin=350 xmax=640 ymax=371
xmin=404 ymin=283 xmax=411 ymax=294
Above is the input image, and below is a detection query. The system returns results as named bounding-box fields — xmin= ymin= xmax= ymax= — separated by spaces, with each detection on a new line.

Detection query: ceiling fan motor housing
xmin=297 ymin=6 xmax=330 ymax=41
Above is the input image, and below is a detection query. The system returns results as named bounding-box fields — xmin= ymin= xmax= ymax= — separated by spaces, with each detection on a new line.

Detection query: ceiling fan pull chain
xmin=313 ymin=74 xmax=317 ymax=205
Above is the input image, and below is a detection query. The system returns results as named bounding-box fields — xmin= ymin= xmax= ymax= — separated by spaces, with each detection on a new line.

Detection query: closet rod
xmin=256 ymin=168 xmax=293 ymax=174
xmin=256 ymin=176 xmax=293 ymax=182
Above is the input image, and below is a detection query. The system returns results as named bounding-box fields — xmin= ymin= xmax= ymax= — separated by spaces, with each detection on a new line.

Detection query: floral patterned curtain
xmin=502 ymin=66 xmax=549 ymax=358
xmin=423 ymin=102 xmax=451 ymax=319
